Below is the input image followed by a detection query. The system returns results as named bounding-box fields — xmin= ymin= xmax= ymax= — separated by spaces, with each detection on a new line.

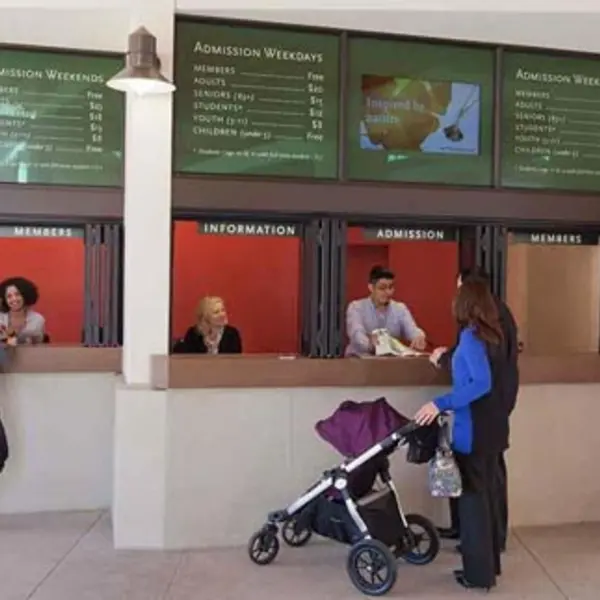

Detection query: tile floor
xmin=0 ymin=510 xmax=596 ymax=600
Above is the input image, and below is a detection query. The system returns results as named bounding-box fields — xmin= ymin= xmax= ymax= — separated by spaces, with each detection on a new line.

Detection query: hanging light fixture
xmin=107 ymin=26 xmax=175 ymax=96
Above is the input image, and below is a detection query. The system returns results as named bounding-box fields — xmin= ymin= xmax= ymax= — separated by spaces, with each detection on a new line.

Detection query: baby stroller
xmin=247 ymin=397 xmax=441 ymax=596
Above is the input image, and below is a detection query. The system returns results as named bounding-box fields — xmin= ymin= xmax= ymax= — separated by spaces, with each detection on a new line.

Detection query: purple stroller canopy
xmin=315 ymin=397 xmax=410 ymax=458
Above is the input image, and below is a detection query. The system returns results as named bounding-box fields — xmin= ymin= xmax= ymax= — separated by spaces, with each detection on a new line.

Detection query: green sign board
xmin=174 ymin=21 xmax=340 ymax=179
xmin=502 ymin=51 xmax=600 ymax=192
xmin=0 ymin=49 xmax=124 ymax=187
xmin=346 ymin=37 xmax=494 ymax=186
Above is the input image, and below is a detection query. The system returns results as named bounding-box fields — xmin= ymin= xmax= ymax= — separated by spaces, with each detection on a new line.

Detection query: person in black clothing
xmin=172 ymin=296 xmax=242 ymax=355
xmin=431 ymin=268 xmax=520 ymax=552
xmin=415 ymin=278 xmax=509 ymax=590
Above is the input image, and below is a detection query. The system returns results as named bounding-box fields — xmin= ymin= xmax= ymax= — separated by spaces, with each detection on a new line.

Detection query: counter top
xmin=0 ymin=346 xmax=121 ymax=374
xmin=151 ymin=355 xmax=448 ymax=389
xmin=3 ymin=347 xmax=599 ymax=385
xmin=151 ymin=353 xmax=600 ymax=389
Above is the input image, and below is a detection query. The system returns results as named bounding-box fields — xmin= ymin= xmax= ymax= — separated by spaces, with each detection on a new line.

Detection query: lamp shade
xmin=107 ymin=26 xmax=175 ymax=96
xmin=106 ymin=64 xmax=175 ymax=95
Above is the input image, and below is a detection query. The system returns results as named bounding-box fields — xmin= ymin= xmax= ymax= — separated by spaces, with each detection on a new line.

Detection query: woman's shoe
xmin=453 ymin=570 xmax=492 ymax=591
xmin=438 ymin=527 xmax=460 ymax=540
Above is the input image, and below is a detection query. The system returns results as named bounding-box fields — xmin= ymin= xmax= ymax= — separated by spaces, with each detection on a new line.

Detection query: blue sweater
xmin=433 ymin=327 xmax=492 ymax=454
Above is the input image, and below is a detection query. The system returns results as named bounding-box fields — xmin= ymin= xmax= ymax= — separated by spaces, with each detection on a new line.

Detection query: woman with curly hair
xmin=0 ymin=277 xmax=46 ymax=345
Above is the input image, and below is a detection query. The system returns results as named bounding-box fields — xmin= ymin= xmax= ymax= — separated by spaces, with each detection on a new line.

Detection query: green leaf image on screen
xmin=360 ymin=76 xmax=481 ymax=159
xmin=501 ymin=51 xmax=600 ymax=192
xmin=347 ymin=38 xmax=494 ymax=185
xmin=174 ymin=21 xmax=340 ymax=179
xmin=0 ymin=49 xmax=124 ymax=187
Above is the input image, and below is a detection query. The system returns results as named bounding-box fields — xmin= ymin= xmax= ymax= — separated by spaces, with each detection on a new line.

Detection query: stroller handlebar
xmin=396 ymin=421 xmax=421 ymax=437
xmin=395 ymin=413 xmax=449 ymax=440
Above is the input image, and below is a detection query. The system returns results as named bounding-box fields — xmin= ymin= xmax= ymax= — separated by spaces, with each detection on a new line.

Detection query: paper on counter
xmin=372 ymin=328 xmax=427 ymax=358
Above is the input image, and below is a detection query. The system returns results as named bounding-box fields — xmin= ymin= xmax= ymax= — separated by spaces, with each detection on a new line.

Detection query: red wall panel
xmin=0 ymin=238 xmax=85 ymax=343
xmin=346 ymin=227 xmax=457 ymax=347
xmin=171 ymin=221 xmax=301 ymax=354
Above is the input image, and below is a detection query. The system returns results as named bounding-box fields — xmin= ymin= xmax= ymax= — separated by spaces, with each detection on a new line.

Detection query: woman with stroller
xmin=414 ymin=278 xmax=508 ymax=591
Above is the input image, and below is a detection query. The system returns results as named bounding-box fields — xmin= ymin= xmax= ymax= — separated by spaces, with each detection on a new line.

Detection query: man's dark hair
xmin=369 ymin=265 xmax=394 ymax=284
xmin=459 ymin=267 xmax=490 ymax=285
xmin=0 ymin=277 xmax=39 ymax=312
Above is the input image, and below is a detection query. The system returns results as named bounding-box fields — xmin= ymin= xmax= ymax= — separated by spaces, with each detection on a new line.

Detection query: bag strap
xmin=437 ymin=415 xmax=452 ymax=451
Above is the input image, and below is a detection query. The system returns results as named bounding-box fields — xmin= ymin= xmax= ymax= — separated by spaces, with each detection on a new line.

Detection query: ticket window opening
xmin=345 ymin=225 xmax=459 ymax=350
xmin=506 ymin=232 xmax=600 ymax=354
xmin=171 ymin=220 xmax=302 ymax=354
xmin=0 ymin=233 xmax=85 ymax=344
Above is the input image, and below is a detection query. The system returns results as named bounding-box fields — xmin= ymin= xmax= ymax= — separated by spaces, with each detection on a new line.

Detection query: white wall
xmin=0 ymin=7 xmax=130 ymax=51
xmin=181 ymin=8 xmax=600 ymax=53
xmin=0 ymin=373 xmax=115 ymax=513
xmin=113 ymin=382 xmax=600 ymax=549
xmin=2 ymin=2 xmax=600 ymax=54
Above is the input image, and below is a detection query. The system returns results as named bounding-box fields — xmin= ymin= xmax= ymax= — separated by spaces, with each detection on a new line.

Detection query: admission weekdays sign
xmin=502 ymin=51 xmax=600 ymax=192
xmin=198 ymin=221 xmax=299 ymax=237
xmin=174 ymin=21 xmax=340 ymax=179
xmin=362 ymin=226 xmax=457 ymax=242
xmin=511 ymin=231 xmax=599 ymax=245
xmin=0 ymin=48 xmax=124 ymax=187
xmin=0 ymin=225 xmax=84 ymax=238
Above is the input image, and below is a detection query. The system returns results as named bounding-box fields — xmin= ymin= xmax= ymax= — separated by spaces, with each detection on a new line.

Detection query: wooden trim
xmin=152 ymin=355 xmax=449 ymax=389
xmin=3 ymin=175 xmax=600 ymax=224
xmin=0 ymin=184 xmax=123 ymax=220
xmin=1 ymin=346 xmax=121 ymax=374
xmin=518 ymin=353 xmax=600 ymax=385
xmin=172 ymin=176 xmax=600 ymax=224
xmin=151 ymin=353 xmax=600 ymax=389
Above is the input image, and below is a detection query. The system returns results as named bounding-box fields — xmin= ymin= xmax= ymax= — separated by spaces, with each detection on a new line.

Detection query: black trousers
xmin=454 ymin=452 xmax=503 ymax=588
xmin=449 ymin=451 xmax=508 ymax=550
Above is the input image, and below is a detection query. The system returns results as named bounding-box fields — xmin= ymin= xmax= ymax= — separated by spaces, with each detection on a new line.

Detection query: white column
xmin=121 ymin=0 xmax=174 ymax=386
xmin=113 ymin=0 xmax=174 ymax=549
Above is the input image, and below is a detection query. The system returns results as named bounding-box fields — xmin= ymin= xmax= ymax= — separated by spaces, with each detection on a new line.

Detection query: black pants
xmin=449 ymin=451 xmax=508 ymax=550
xmin=454 ymin=452 xmax=503 ymax=588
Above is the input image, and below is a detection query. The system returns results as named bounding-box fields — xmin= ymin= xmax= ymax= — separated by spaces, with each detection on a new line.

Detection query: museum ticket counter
xmin=0 ymin=347 xmax=120 ymax=515
xmin=111 ymin=353 xmax=600 ymax=549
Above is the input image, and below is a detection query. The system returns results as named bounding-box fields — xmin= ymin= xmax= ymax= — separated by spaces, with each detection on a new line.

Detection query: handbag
xmin=428 ymin=417 xmax=462 ymax=498
xmin=405 ymin=421 xmax=439 ymax=465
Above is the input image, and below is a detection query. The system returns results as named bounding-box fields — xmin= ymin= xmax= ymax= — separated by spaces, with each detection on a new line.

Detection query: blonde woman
xmin=173 ymin=296 xmax=242 ymax=354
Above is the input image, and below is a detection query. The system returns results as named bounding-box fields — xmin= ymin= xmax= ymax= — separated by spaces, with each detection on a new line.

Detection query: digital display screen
xmin=347 ymin=37 xmax=494 ymax=186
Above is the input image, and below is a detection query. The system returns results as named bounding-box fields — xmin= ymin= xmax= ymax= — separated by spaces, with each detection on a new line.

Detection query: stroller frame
xmin=267 ymin=425 xmax=410 ymax=537
xmin=248 ymin=421 xmax=440 ymax=596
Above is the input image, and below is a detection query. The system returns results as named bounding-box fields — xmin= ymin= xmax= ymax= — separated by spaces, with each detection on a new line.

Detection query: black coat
xmin=172 ymin=325 xmax=243 ymax=355
xmin=0 ymin=416 xmax=8 ymax=473
xmin=440 ymin=297 xmax=520 ymax=448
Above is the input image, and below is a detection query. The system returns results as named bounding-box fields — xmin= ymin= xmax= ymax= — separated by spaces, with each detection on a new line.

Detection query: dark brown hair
xmin=0 ymin=277 xmax=39 ymax=313
xmin=453 ymin=278 xmax=502 ymax=345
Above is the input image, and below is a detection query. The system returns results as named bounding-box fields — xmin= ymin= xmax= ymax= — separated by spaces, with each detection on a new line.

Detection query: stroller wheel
xmin=346 ymin=539 xmax=397 ymax=596
xmin=398 ymin=513 xmax=440 ymax=566
xmin=248 ymin=528 xmax=280 ymax=565
xmin=282 ymin=518 xmax=312 ymax=547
